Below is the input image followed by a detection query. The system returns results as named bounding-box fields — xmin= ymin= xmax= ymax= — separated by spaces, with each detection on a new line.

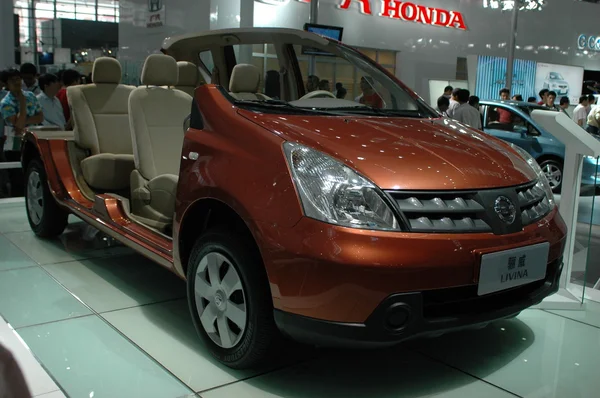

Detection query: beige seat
xmin=129 ymin=54 xmax=193 ymax=225
xmin=68 ymin=57 xmax=136 ymax=191
xmin=175 ymin=61 xmax=201 ymax=96
xmin=228 ymin=64 xmax=269 ymax=101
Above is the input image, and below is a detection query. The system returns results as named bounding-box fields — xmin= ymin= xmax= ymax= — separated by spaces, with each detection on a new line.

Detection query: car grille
xmin=385 ymin=180 xmax=551 ymax=235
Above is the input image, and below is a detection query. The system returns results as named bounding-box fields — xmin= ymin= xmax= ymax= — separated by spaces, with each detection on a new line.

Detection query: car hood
xmin=239 ymin=111 xmax=538 ymax=190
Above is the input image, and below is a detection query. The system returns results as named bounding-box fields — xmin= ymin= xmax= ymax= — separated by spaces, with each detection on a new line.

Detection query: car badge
xmin=494 ymin=196 xmax=517 ymax=225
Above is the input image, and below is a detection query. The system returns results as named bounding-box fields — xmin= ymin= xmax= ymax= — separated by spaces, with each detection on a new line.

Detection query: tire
xmin=539 ymin=159 xmax=563 ymax=193
xmin=25 ymin=158 xmax=68 ymax=238
xmin=186 ymin=228 xmax=279 ymax=369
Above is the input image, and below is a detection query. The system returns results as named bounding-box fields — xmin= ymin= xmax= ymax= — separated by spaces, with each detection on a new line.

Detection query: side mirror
xmin=528 ymin=124 xmax=541 ymax=136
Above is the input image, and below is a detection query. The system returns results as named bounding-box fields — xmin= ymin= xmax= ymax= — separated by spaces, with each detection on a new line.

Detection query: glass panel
xmin=315 ymin=59 xmax=334 ymax=92
xmin=56 ymin=3 xmax=75 ymax=13
xmin=97 ymin=15 xmax=115 ymax=22
xmin=56 ymin=11 xmax=75 ymax=19
xmin=76 ymin=6 xmax=96 ymax=15
xmin=334 ymin=61 xmax=354 ymax=100
xmin=386 ymin=67 xmax=395 ymax=77
xmin=252 ymin=44 xmax=265 ymax=54
xmin=98 ymin=7 xmax=116 ymax=16
xmin=266 ymin=44 xmax=276 ymax=55
xmin=378 ymin=51 xmax=396 ymax=66
xmin=36 ymin=10 xmax=54 ymax=19
xmin=75 ymin=13 xmax=96 ymax=21
xmin=359 ymin=48 xmax=377 ymax=62
xmin=198 ymin=51 xmax=215 ymax=75
xmin=570 ymin=156 xmax=600 ymax=302
xmin=35 ymin=2 xmax=54 ymax=12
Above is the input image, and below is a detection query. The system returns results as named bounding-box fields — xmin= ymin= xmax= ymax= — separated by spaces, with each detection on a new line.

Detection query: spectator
xmin=318 ymin=79 xmax=331 ymax=92
xmin=264 ymin=70 xmax=280 ymax=99
xmin=0 ymin=71 xmax=9 ymax=197
xmin=0 ymin=68 xmax=43 ymax=168
xmin=527 ymin=96 xmax=537 ymax=103
xmin=573 ymin=95 xmax=590 ymax=128
xmin=447 ymin=88 xmax=460 ymax=118
xmin=19 ymin=63 xmax=41 ymax=95
xmin=588 ymin=94 xmax=596 ymax=115
xmin=453 ymin=89 xmax=482 ymax=129
xmin=57 ymin=69 xmax=81 ymax=128
xmin=306 ymin=75 xmax=319 ymax=93
xmin=443 ymin=85 xmax=453 ymax=99
xmin=436 ymin=95 xmax=450 ymax=116
xmin=468 ymin=95 xmax=480 ymax=109
xmin=356 ymin=76 xmax=383 ymax=108
xmin=498 ymin=88 xmax=513 ymax=123
xmin=0 ymin=70 xmax=7 ymax=155
xmin=545 ymin=91 xmax=560 ymax=111
xmin=538 ymin=88 xmax=549 ymax=105
xmin=559 ymin=96 xmax=570 ymax=116
xmin=512 ymin=94 xmax=523 ymax=101
xmin=37 ymin=74 xmax=66 ymax=130
xmin=587 ymin=106 xmax=600 ymax=136
xmin=335 ymin=82 xmax=347 ymax=99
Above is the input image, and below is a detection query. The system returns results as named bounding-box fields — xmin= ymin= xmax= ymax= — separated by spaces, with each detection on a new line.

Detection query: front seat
xmin=175 ymin=61 xmax=201 ymax=97
xmin=128 ymin=54 xmax=193 ymax=226
xmin=68 ymin=57 xmax=136 ymax=191
xmin=228 ymin=64 xmax=269 ymax=101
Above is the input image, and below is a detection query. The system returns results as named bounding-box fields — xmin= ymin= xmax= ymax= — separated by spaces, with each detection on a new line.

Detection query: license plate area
xmin=477 ymin=242 xmax=549 ymax=296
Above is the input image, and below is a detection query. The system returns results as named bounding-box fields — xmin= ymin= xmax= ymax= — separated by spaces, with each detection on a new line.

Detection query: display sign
xmin=338 ymin=0 xmax=467 ymax=30
xmin=535 ymin=63 xmax=583 ymax=104
xmin=146 ymin=0 xmax=165 ymax=28
xmin=302 ymin=23 xmax=343 ymax=56
xmin=577 ymin=34 xmax=600 ymax=52
xmin=475 ymin=56 xmax=584 ymax=105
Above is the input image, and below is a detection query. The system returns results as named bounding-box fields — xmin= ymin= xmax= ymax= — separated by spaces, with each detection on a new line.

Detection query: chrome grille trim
xmin=385 ymin=180 xmax=551 ymax=234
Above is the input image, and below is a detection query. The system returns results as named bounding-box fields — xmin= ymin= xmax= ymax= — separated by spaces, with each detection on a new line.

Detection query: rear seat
xmin=175 ymin=61 xmax=202 ymax=97
xmin=68 ymin=57 xmax=136 ymax=191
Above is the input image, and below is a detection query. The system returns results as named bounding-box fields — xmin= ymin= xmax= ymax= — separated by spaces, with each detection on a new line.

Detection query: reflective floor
xmin=1 ymin=199 xmax=600 ymax=398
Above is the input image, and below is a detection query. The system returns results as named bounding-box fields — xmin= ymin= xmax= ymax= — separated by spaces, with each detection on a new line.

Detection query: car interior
xmin=54 ymin=31 xmax=415 ymax=238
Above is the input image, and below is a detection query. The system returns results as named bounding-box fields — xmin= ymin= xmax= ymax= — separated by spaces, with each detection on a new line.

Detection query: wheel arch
xmin=177 ymin=198 xmax=264 ymax=279
xmin=536 ymin=154 xmax=564 ymax=166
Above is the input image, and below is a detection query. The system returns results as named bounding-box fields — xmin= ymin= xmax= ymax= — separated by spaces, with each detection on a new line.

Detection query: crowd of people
xmin=0 ymin=62 xmax=83 ymax=197
xmin=304 ymin=74 xmax=384 ymax=107
xmin=436 ymin=85 xmax=600 ymax=136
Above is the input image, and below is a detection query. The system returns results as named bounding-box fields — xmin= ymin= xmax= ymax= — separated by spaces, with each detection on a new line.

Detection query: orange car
xmin=20 ymin=28 xmax=566 ymax=369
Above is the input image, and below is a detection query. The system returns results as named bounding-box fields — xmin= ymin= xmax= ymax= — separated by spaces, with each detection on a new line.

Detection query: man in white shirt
xmin=573 ymin=95 xmax=590 ymax=128
xmin=453 ymin=89 xmax=482 ymax=129
xmin=446 ymin=88 xmax=460 ymax=118
xmin=36 ymin=74 xmax=66 ymax=130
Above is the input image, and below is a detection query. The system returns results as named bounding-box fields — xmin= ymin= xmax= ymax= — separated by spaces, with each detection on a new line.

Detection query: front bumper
xmin=275 ymin=256 xmax=563 ymax=347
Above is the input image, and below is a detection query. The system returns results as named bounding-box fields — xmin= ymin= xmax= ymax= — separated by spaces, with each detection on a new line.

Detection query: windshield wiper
xmin=324 ymin=106 xmax=425 ymax=118
xmin=234 ymin=99 xmax=332 ymax=115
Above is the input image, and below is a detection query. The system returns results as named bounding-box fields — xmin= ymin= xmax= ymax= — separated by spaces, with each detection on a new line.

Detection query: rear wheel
xmin=25 ymin=159 xmax=68 ymax=237
xmin=539 ymin=159 xmax=563 ymax=193
xmin=186 ymin=228 xmax=279 ymax=369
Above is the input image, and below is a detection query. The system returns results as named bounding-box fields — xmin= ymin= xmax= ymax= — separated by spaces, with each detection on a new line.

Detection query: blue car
xmin=478 ymin=100 xmax=599 ymax=193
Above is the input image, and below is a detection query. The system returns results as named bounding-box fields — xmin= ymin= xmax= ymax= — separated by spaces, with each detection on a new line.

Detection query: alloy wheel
xmin=542 ymin=163 xmax=562 ymax=189
xmin=27 ymin=170 xmax=44 ymax=225
xmin=194 ymin=252 xmax=247 ymax=349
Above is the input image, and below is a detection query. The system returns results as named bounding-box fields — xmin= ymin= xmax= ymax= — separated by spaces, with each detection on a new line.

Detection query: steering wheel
xmin=299 ymin=90 xmax=336 ymax=100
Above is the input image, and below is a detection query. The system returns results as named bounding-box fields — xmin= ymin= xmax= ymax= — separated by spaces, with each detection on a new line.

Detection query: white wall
xmin=120 ymin=0 xmax=600 ymax=91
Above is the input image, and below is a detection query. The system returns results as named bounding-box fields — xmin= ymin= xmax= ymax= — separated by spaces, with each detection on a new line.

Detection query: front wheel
xmin=186 ymin=228 xmax=279 ymax=369
xmin=539 ymin=159 xmax=563 ymax=193
xmin=25 ymin=159 xmax=68 ymax=237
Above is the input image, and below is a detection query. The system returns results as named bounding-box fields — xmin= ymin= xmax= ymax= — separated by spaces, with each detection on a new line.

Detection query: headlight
xmin=509 ymin=144 xmax=556 ymax=208
xmin=283 ymin=142 xmax=400 ymax=230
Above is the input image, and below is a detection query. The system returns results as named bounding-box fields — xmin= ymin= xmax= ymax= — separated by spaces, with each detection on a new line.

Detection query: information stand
xmin=530 ymin=110 xmax=600 ymax=310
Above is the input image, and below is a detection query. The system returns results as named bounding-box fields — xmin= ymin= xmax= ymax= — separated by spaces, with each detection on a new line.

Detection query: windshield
xmin=202 ymin=36 xmax=437 ymax=118
xmin=549 ymin=72 xmax=564 ymax=80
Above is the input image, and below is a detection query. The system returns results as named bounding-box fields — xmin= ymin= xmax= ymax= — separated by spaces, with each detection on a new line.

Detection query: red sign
xmin=338 ymin=0 xmax=467 ymax=30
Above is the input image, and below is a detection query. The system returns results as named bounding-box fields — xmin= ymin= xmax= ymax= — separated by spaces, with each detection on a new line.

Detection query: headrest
xmin=177 ymin=62 xmax=200 ymax=87
xmin=92 ymin=57 xmax=122 ymax=84
xmin=229 ymin=64 xmax=261 ymax=93
xmin=141 ymin=54 xmax=178 ymax=87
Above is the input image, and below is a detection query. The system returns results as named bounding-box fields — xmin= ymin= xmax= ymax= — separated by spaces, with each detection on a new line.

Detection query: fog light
xmin=385 ymin=304 xmax=411 ymax=331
